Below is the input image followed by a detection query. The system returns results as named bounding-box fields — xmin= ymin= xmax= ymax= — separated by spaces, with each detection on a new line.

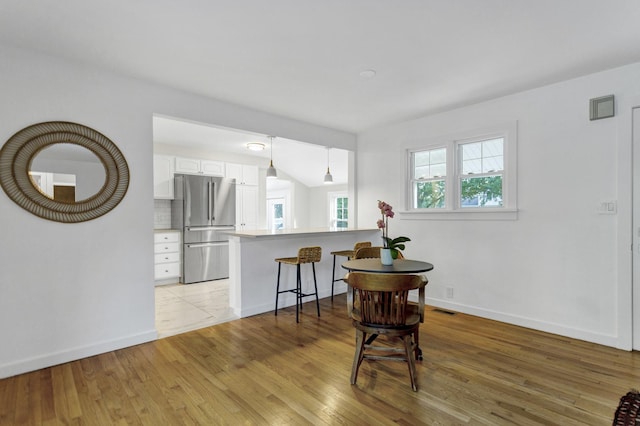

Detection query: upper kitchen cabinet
xmin=226 ymin=163 xmax=259 ymax=185
xmin=175 ymin=157 xmax=225 ymax=176
xmin=227 ymin=163 xmax=259 ymax=230
xmin=153 ymin=155 xmax=175 ymax=199
xmin=236 ymin=184 xmax=259 ymax=230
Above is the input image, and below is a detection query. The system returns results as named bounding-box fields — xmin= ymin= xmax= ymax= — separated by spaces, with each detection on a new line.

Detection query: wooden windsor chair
xmin=347 ymin=272 xmax=426 ymax=391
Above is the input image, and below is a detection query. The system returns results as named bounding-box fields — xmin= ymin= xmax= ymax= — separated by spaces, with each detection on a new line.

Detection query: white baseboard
xmin=0 ymin=329 xmax=158 ymax=379
xmin=426 ymin=298 xmax=622 ymax=349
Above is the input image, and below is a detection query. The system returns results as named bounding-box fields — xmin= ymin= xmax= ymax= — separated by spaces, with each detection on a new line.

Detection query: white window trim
xmin=403 ymin=121 xmax=518 ymax=221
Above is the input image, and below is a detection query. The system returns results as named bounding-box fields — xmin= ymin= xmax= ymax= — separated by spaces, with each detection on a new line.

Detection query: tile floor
xmin=155 ymin=279 xmax=239 ymax=338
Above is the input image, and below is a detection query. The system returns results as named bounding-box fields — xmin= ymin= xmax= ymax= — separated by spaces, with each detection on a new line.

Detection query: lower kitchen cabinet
xmin=154 ymin=230 xmax=181 ymax=284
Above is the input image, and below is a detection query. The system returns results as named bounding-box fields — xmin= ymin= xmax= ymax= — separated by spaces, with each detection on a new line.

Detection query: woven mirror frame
xmin=0 ymin=121 xmax=129 ymax=223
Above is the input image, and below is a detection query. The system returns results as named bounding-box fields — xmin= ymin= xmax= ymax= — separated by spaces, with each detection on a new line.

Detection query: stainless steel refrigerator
xmin=172 ymin=174 xmax=236 ymax=284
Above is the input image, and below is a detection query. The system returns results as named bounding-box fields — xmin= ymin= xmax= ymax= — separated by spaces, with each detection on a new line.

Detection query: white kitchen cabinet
xmin=226 ymin=163 xmax=259 ymax=185
xmin=227 ymin=163 xmax=259 ymax=230
xmin=200 ymin=159 xmax=225 ymax=176
xmin=174 ymin=157 xmax=200 ymax=174
xmin=153 ymin=155 xmax=175 ymax=199
xmin=175 ymin=157 xmax=225 ymax=176
xmin=236 ymin=185 xmax=259 ymax=230
xmin=154 ymin=231 xmax=181 ymax=283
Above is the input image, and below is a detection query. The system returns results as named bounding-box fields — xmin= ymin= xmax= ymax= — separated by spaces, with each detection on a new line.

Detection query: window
xmin=459 ymin=137 xmax=503 ymax=208
xmin=329 ymin=192 xmax=349 ymax=228
xmin=407 ymin=122 xmax=517 ymax=218
xmin=267 ymin=198 xmax=285 ymax=230
xmin=412 ymin=148 xmax=446 ymax=209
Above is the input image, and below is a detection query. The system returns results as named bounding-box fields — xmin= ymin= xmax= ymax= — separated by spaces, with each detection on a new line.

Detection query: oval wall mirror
xmin=30 ymin=143 xmax=107 ymax=203
xmin=0 ymin=121 xmax=129 ymax=223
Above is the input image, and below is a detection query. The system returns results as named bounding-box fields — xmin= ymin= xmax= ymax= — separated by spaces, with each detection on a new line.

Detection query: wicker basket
xmin=613 ymin=390 xmax=640 ymax=425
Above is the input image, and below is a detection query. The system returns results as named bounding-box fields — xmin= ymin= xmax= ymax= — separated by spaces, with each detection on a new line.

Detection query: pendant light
xmin=266 ymin=136 xmax=277 ymax=179
xmin=323 ymin=147 xmax=333 ymax=184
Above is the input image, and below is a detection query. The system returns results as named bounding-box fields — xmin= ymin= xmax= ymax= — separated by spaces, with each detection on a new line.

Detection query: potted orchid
xmin=377 ymin=200 xmax=410 ymax=262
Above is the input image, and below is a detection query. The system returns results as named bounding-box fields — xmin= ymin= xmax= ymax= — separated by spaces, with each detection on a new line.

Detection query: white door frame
xmin=631 ymin=102 xmax=640 ymax=349
xmin=618 ymin=95 xmax=640 ymax=350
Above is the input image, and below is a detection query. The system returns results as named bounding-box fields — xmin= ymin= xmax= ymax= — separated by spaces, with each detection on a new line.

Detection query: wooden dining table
xmin=341 ymin=258 xmax=434 ymax=274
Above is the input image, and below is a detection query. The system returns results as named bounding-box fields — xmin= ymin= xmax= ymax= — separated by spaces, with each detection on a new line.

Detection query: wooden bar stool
xmin=275 ymin=246 xmax=322 ymax=323
xmin=329 ymin=241 xmax=371 ymax=300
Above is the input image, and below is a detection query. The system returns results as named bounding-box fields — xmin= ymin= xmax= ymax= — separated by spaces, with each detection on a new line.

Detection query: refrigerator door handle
xmin=186 ymin=226 xmax=235 ymax=232
xmin=211 ymin=180 xmax=215 ymax=222
xmin=207 ymin=181 xmax=212 ymax=221
xmin=186 ymin=242 xmax=228 ymax=249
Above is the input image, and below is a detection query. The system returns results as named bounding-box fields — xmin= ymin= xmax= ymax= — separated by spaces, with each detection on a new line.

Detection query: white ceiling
xmin=2 ymin=1 xmax=640 ymax=133
xmin=2 ymin=1 xmax=640 ymax=184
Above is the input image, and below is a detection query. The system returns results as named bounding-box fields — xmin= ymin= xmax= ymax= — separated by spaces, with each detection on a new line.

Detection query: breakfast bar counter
xmin=228 ymin=228 xmax=379 ymax=318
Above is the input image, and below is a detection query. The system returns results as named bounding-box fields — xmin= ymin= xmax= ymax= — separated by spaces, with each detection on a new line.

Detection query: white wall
xmin=358 ymin=62 xmax=640 ymax=349
xmin=309 ymin=184 xmax=348 ymax=228
xmin=0 ymin=44 xmax=355 ymax=378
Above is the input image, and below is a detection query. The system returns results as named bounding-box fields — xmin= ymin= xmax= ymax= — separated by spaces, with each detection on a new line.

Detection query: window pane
xmin=460 ymin=176 xmax=503 ymax=208
xmin=414 ymin=148 xmax=446 ymax=179
xmin=483 ymin=155 xmax=503 ymax=172
xmin=274 ymin=203 xmax=283 ymax=218
xmin=462 ymin=158 xmax=482 ymax=174
xmin=430 ymin=148 xmax=446 ymax=164
xmin=431 ymin=163 xmax=446 ymax=177
xmin=332 ymin=196 xmax=348 ymax=228
xmin=462 ymin=142 xmax=482 ymax=160
xmin=461 ymin=138 xmax=504 ymax=175
xmin=413 ymin=151 xmax=429 ymax=167
xmin=414 ymin=165 xmax=430 ymax=179
xmin=415 ymin=180 xmax=445 ymax=208
xmin=483 ymin=138 xmax=503 ymax=157
xmin=429 ymin=148 xmax=446 ymax=178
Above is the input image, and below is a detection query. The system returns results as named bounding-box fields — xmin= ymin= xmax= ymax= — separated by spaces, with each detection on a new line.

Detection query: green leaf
xmin=390 ymin=236 xmax=411 ymax=245
xmin=383 ymin=236 xmax=410 ymax=251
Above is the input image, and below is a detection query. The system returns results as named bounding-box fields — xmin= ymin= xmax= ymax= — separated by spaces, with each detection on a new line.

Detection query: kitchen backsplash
xmin=154 ymin=199 xmax=172 ymax=229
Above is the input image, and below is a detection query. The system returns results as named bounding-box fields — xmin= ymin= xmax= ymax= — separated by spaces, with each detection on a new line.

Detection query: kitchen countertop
xmin=154 ymin=229 xmax=180 ymax=233
xmin=229 ymin=227 xmax=377 ymax=238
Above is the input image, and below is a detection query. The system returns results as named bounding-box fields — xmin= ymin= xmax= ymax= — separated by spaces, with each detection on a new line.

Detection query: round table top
xmin=341 ymin=258 xmax=434 ymax=274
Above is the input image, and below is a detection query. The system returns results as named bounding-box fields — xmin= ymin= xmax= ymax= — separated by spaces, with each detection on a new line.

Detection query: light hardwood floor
xmin=2 ymin=295 xmax=639 ymax=425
